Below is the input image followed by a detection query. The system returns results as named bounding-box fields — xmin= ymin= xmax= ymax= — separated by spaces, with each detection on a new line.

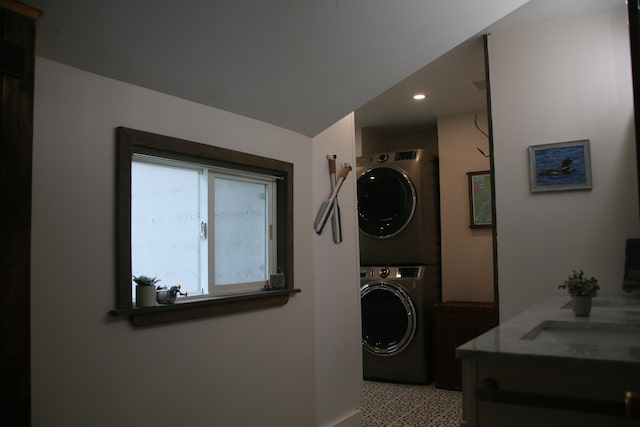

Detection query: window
xmin=131 ymin=155 xmax=277 ymax=299
xmin=210 ymin=173 xmax=275 ymax=295
xmin=112 ymin=127 xmax=297 ymax=326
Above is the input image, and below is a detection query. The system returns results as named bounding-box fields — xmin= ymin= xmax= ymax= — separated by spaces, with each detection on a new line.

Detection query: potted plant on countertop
xmin=558 ymin=269 xmax=600 ymax=316
xmin=133 ymin=275 xmax=160 ymax=307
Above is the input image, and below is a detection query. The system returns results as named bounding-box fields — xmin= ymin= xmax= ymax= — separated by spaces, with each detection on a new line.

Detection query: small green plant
xmin=558 ymin=270 xmax=599 ymax=297
xmin=132 ymin=275 xmax=160 ymax=287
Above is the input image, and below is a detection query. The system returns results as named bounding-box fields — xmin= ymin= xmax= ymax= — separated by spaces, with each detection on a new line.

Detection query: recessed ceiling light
xmin=413 ymin=94 xmax=426 ymax=100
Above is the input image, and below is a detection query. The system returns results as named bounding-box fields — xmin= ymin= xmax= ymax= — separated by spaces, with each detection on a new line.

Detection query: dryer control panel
xmin=374 ymin=150 xmax=419 ymax=164
xmin=363 ymin=149 xmax=421 ymax=166
xmin=395 ymin=150 xmax=418 ymax=161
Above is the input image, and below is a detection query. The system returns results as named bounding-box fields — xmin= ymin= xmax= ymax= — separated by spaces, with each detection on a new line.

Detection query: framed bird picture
xmin=528 ymin=139 xmax=592 ymax=192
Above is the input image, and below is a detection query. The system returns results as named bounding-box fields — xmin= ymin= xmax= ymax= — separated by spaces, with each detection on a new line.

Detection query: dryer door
xmin=357 ymin=167 xmax=416 ymax=238
xmin=360 ymin=281 xmax=416 ymax=356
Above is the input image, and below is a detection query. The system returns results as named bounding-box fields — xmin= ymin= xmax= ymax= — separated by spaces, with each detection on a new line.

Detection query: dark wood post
xmin=0 ymin=1 xmax=41 ymax=426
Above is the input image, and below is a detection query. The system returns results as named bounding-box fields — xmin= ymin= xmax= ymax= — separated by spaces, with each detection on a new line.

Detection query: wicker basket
xmin=434 ymin=301 xmax=497 ymax=390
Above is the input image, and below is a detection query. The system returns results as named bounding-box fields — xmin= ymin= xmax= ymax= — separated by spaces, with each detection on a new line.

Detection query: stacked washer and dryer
xmin=357 ymin=149 xmax=441 ymax=384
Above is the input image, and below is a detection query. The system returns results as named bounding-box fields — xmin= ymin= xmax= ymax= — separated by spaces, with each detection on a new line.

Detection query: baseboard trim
xmin=323 ymin=408 xmax=362 ymax=427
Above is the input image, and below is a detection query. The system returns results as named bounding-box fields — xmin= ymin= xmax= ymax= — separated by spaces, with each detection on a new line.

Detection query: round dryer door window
xmin=357 ymin=167 xmax=416 ymax=238
xmin=360 ymin=282 xmax=417 ymax=356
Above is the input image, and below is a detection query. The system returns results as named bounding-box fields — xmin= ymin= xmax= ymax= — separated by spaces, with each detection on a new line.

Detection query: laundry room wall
xmin=357 ymin=120 xmax=493 ymax=302
xmin=437 ymin=111 xmax=493 ymax=302
xmin=359 ymin=125 xmax=438 ymax=156
xmin=489 ymin=4 xmax=640 ymax=322
xmin=32 ymin=57 xmax=317 ymax=427
xmin=312 ymin=113 xmax=363 ymax=427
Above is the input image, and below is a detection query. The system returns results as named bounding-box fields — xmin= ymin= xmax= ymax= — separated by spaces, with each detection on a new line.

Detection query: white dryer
xmin=357 ymin=149 xmax=440 ymax=266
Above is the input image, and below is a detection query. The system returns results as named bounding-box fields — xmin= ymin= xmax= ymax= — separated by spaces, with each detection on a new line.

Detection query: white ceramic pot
xmin=136 ymin=285 xmax=157 ymax=307
xmin=571 ymin=295 xmax=592 ymax=317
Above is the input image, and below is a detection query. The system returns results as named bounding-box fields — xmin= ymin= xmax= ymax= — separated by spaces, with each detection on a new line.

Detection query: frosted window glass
xmin=214 ymin=177 xmax=268 ymax=285
xmin=131 ymin=162 xmax=203 ymax=297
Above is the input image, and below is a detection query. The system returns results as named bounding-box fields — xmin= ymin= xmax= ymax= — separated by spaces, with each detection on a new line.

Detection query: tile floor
xmin=362 ymin=380 xmax=462 ymax=427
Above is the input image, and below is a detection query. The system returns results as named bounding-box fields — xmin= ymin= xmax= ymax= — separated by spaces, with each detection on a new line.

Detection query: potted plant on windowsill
xmin=133 ymin=275 xmax=160 ymax=307
xmin=558 ymin=270 xmax=600 ymax=316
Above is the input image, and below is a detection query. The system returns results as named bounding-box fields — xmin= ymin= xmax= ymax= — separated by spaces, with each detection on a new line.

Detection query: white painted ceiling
xmin=355 ymin=0 xmax=625 ymax=129
xmin=29 ymin=0 xmax=623 ymax=136
xmin=355 ymin=35 xmax=487 ymax=129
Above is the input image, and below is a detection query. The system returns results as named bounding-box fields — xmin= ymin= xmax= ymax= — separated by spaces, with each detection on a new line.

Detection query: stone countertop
xmin=456 ymin=295 xmax=640 ymax=366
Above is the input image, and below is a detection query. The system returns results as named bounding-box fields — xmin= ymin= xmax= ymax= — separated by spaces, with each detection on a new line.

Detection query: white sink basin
xmin=521 ymin=320 xmax=640 ymax=345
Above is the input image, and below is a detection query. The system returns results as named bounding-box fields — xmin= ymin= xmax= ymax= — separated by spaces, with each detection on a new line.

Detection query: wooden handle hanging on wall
xmin=314 ymin=163 xmax=352 ymax=234
xmin=327 ymin=155 xmax=343 ymax=243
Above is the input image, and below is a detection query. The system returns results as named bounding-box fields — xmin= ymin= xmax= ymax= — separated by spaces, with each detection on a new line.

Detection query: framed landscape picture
xmin=467 ymin=171 xmax=492 ymax=228
xmin=528 ymin=139 xmax=592 ymax=192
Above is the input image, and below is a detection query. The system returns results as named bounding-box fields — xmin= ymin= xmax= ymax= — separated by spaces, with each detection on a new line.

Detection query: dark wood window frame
xmin=109 ymin=127 xmax=298 ymax=327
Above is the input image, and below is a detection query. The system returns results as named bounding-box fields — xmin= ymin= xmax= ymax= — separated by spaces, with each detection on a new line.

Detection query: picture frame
xmin=467 ymin=171 xmax=492 ymax=228
xmin=528 ymin=139 xmax=592 ymax=193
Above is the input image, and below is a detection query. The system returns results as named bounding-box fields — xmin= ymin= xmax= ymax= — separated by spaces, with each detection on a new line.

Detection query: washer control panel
xmin=360 ymin=266 xmax=424 ymax=280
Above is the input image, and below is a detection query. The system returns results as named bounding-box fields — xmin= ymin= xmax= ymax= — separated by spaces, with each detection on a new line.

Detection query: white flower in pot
xmin=558 ymin=270 xmax=599 ymax=316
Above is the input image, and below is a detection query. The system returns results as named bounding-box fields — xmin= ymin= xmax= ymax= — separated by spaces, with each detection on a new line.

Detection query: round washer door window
xmin=360 ymin=282 xmax=416 ymax=356
xmin=357 ymin=167 xmax=416 ymax=238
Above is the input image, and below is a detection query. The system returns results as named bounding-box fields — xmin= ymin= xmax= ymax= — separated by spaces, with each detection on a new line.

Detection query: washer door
xmin=360 ymin=282 xmax=417 ymax=356
xmin=357 ymin=167 xmax=416 ymax=238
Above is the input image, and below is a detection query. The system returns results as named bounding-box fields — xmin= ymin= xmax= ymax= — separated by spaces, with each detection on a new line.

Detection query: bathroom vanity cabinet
xmin=457 ymin=296 xmax=640 ymax=427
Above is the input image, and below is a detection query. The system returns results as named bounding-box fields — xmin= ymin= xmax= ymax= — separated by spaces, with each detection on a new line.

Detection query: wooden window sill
xmin=109 ymin=288 xmax=300 ymax=327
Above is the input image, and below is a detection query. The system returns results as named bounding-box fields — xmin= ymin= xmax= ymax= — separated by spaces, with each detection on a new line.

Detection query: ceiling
xmin=355 ymin=0 xmax=625 ymax=129
xmin=354 ymin=35 xmax=487 ymax=129
xmin=28 ymin=0 xmax=623 ymax=137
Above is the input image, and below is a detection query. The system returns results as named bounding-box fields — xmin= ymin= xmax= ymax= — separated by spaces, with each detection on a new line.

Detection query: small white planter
xmin=136 ymin=285 xmax=157 ymax=307
xmin=571 ymin=296 xmax=592 ymax=317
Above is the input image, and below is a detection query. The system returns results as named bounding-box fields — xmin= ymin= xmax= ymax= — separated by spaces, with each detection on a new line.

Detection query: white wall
xmin=32 ymin=58 xmax=318 ymax=426
xmin=489 ymin=4 xmax=640 ymax=321
xmin=438 ymin=112 xmax=494 ymax=302
xmin=312 ymin=114 xmax=362 ymax=427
